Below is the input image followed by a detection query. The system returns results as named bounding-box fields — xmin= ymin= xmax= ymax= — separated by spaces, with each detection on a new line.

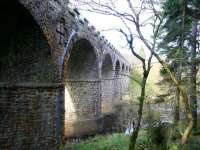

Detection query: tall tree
xmin=160 ymin=0 xmax=199 ymax=128
xmin=189 ymin=0 xmax=198 ymax=129
xmin=158 ymin=0 xmax=190 ymax=123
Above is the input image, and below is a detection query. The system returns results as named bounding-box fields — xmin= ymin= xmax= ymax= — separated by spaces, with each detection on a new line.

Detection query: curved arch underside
xmin=114 ymin=60 xmax=122 ymax=99
xmin=63 ymin=39 xmax=98 ymax=80
xmin=63 ymin=39 xmax=100 ymax=137
xmin=102 ymin=54 xmax=114 ymax=79
xmin=115 ymin=60 xmax=120 ymax=77
xmin=122 ymin=64 xmax=125 ymax=72
xmin=0 ymin=0 xmax=56 ymax=82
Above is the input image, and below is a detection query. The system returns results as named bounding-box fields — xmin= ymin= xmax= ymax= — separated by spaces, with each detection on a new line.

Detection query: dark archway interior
xmin=115 ymin=61 xmax=120 ymax=77
xmin=64 ymin=39 xmax=98 ymax=80
xmin=0 ymin=0 xmax=56 ymax=82
xmin=102 ymin=54 xmax=114 ymax=79
xmin=122 ymin=64 xmax=125 ymax=73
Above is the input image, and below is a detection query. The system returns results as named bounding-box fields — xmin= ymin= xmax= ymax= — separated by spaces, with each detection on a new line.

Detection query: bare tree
xmin=71 ymin=0 xmax=193 ymax=148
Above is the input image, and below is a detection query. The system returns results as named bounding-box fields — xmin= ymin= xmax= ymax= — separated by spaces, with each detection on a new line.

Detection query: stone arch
xmin=62 ymin=38 xmax=100 ymax=138
xmin=0 ymin=0 xmax=56 ymax=82
xmin=63 ymin=38 xmax=99 ymax=80
xmin=101 ymin=53 xmax=114 ymax=115
xmin=101 ymin=53 xmax=114 ymax=79
xmin=113 ymin=60 xmax=121 ymax=100
xmin=115 ymin=60 xmax=121 ymax=77
xmin=122 ymin=64 xmax=125 ymax=73
xmin=60 ymin=32 xmax=100 ymax=79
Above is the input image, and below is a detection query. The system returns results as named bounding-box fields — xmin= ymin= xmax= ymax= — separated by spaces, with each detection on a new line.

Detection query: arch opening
xmin=62 ymin=39 xmax=100 ymax=138
xmin=0 ymin=0 xmax=56 ymax=82
xmin=115 ymin=60 xmax=120 ymax=77
xmin=101 ymin=54 xmax=114 ymax=115
xmin=63 ymin=39 xmax=98 ymax=80
xmin=114 ymin=60 xmax=121 ymax=99
xmin=122 ymin=64 xmax=125 ymax=73
xmin=101 ymin=54 xmax=114 ymax=79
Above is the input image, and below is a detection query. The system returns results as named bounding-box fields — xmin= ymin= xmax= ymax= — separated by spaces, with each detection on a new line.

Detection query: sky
xmin=69 ymin=0 xmax=158 ymax=64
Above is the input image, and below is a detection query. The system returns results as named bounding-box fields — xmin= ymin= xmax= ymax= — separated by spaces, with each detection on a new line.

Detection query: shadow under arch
xmin=63 ymin=39 xmax=99 ymax=80
xmin=62 ymin=38 xmax=100 ymax=138
xmin=101 ymin=53 xmax=114 ymax=79
xmin=115 ymin=60 xmax=121 ymax=77
xmin=122 ymin=64 xmax=125 ymax=73
xmin=114 ymin=60 xmax=121 ymax=99
xmin=101 ymin=53 xmax=115 ymax=115
xmin=0 ymin=0 xmax=56 ymax=82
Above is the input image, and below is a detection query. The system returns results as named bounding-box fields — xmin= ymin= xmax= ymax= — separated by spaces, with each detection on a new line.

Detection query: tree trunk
xmin=152 ymin=53 xmax=193 ymax=144
xmin=189 ymin=19 xmax=197 ymax=128
xmin=129 ymin=75 xmax=147 ymax=150
xmin=174 ymin=87 xmax=180 ymax=123
xmin=174 ymin=65 xmax=181 ymax=123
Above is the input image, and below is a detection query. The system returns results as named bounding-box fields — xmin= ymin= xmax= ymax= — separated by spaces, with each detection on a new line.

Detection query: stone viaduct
xmin=0 ymin=0 xmax=131 ymax=149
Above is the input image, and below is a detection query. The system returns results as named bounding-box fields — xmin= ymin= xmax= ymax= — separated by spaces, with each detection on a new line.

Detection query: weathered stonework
xmin=0 ymin=84 xmax=64 ymax=150
xmin=0 ymin=0 xmax=131 ymax=149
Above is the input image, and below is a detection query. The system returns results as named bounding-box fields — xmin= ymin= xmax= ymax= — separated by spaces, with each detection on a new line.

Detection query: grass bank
xmin=61 ymin=128 xmax=200 ymax=150
xmin=62 ymin=130 xmax=150 ymax=150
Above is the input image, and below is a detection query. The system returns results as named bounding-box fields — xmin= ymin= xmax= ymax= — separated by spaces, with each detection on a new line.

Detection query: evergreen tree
xmin=159 ymin=0 xmax=200 ymax=127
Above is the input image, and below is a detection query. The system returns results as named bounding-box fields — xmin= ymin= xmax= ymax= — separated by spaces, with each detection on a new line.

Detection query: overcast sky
xmin=69 ymin=0 xmax=158 ymax=63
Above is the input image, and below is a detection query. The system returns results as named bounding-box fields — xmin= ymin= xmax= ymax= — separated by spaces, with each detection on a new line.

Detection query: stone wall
xmin=0 ymin=0 xmax=57 ymax=83
xmin=64 ymin=81 xmax=101 ymax=138
xmin=101 ymin=79 xmax=114 ymax=114
xmin=0 ymin=83 xmax=64 ymax=150
xmin=114 ymin=78 xmax=123 ymax=101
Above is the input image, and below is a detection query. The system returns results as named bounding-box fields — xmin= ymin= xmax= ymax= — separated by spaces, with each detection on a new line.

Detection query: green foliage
xmin=66 ymin=130 xmax=200 ymax=150
xmin=168 ymin=144 xmax=179 ymax=150
xmin=68 ymin=134 xmax=129 ymax=150
xmin=135 ymin=130 xmax=152 ymax=149
xmin=192 ymin=127 xmax=200 ymax=136
xmin=159 ymin=65 xmax=173 ymax=77
xmin=67 ymin=132 xmax=153 ymax=150
xmin=58 ymin=144 xmax=65 ymax=150
xmin=129 ymin=65 xmax=162 ymax=102
xmin=184 ymin=136 xmax=200 ymax=150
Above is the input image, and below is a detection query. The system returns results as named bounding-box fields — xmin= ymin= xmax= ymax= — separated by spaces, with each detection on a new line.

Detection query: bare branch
xmin=119 ymin=28 xmax=145 ymax=64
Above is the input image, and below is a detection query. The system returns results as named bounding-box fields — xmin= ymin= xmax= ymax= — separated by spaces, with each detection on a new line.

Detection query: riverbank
xmin=61 ymin=127 xmax=200 ymax=150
